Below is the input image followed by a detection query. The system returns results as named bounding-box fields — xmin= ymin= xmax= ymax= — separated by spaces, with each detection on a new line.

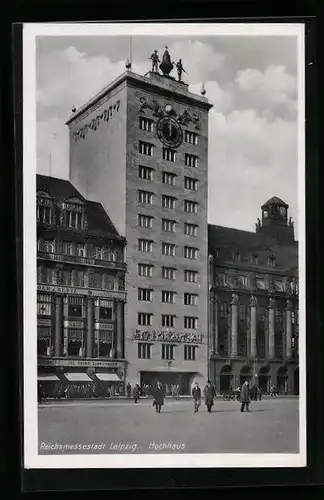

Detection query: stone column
xmin=63 ymin=296 xmax=69 ymax=356
xmin=285 ymin=299 xmax=293 ymax=359
xmin=116 ymin=301 xmax=124 ymax=359
xmin=250 ymin=295 xmax=257 ymax=358
xmin=86 ymin=298 xmax=94 ymax=358
xmin=94 ymin=299 xmax=100 ymax=357
xmin=268 ymin=297 xmax=275 ymax=358
xmin=54 ymin=295 xmax=63 ymax=357
xmin=214 ymin=294 xmax=219 ymax=354
xmin=230 ymin=294 xmax=239 ymax=357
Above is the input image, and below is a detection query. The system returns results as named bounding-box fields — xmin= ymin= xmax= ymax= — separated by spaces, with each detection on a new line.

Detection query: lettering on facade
xmin=38 ymin=358 xmax=123 ymax=368
xmin=63 ymin=321 xmax=84 ymax=329
xmin=37 ymin=284 xmax=124 ymax=299
xmin=94 ymin=323 xmax=114 ymax=330
xmin=133 ymin=329 xmax=203 ymax=344
xmin=73 ymin=99 xmax=121 ymax=142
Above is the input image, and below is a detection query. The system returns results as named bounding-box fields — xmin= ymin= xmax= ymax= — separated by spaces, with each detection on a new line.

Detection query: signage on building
xmin=37 ymin=284 xmax=124 ymax=300
xmin=38 ymin=357 xmax=124 ymax=368
xmin=38 ymin=318 xmax=52 ymax=326
xmin=64 ymin=321 xmax=84 ymax=328
xmin=132 ymin=329 xmax=203 ymax=344
xmin=94 ymin=323 xmax=114 ymax=330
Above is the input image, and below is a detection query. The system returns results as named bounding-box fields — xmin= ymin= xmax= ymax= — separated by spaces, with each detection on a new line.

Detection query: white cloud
xmin=208 ymin=108 xmax=298 ymax=232
xmin=235 ymin=65 xmax=297 ymax=115
xmin=169 ymin=40 xmax=225 ymax=84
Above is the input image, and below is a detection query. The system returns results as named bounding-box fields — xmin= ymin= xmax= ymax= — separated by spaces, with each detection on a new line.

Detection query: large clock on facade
xmin=279 ymin=206 xmax=286 ymax=216
xmin=156 ymin=116 xmax=183 ymax=148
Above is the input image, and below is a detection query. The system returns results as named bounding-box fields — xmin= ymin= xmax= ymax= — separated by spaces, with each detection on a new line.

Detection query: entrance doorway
xmin=258 ymin=365 xmax=271 ymax=393
xmin=240 ymin=365 xmax=252 ymax=386
xmin=294 ymin=367 xmax=299 ymax=395
xmin=277 ymin=366 xmax=288 ymax=394
xmin=220 ymin=365 xmax=232 ymax=393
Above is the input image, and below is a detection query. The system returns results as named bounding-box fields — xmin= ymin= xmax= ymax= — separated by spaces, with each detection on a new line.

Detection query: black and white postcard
xmin=23 ymin=22 xmax=306 ymax=469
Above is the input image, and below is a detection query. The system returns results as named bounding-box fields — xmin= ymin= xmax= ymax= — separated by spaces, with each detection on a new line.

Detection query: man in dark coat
xmin=133 ymin=384 xmax=140 ymax=403
xmin=127 ymin=382 xmax=132 ymax=398
xmin=153 ymin=381 xmax=164 ymax=413
xmin=192 ymin=382 xmax=201 ymax=413
xmin=203 ymin=380 xmax=216 ymax=413
xmin=240 ymin=380 xmax=251 ymax=412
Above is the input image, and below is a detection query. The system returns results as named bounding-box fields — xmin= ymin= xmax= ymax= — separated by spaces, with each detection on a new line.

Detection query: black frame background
xmin=3 ymin=0 xmax=322 ymax=495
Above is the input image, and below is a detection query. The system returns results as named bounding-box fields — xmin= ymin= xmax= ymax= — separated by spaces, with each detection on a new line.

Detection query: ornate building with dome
xmin=208 ymin=196 xmax=299 ymax=395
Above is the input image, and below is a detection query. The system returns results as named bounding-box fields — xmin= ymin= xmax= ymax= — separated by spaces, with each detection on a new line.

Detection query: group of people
xmin=192 ymin=380 xmax=257 ymax=413
xmin=38 ymin=382 xmax=125 ymax=402
xmin=127 ymin=382 xmax=181 ymax=403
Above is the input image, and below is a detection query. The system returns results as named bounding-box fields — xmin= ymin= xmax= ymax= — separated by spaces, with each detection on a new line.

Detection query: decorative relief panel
xmin=72 ymin=99 xmax=121 ymax=141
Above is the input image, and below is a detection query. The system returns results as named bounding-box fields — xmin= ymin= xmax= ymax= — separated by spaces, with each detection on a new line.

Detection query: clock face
xmin=279 ymin=206 xmax=286 ymax=216
xmin=156 ymin=117 xmax=183 ymax=148
xmin=165 ymin=104 xmax=173 ymax=114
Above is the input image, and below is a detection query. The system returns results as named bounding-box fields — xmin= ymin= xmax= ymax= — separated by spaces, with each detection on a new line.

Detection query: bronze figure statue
xmin=159 ymin=46 xmax=174 ymax=76
xmin=149 ymin=50 xmax=160 ymax=72
xmin=176 ymin=59 xmax=186 ymax=81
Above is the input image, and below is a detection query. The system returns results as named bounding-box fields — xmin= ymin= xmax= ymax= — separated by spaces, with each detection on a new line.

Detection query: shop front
xmin=37 ymin=356 xmax=126 ymax=398
xmin=37 ymin=373 xmax=61 ymax=399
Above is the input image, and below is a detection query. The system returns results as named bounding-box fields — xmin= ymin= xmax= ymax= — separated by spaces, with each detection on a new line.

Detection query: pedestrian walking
xmin=127 ymin=382 xmax=132 ymax=398
xmin=203 ymin=380 xmax=216 ymax=413
xmin=257 ymin=387 xmax=262 ymax=401
xmin=240 ymin=380 xmax=251 ymax=412
xmin=133 ymin=383 xmax=140 ymax=403
xmin=153 ymin=381 xmax=164 ymax=413
xmin=192 ymin=382 xmax=201 ymax=413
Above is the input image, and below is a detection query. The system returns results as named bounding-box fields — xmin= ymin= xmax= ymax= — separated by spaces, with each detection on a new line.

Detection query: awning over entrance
xmin=64 ymin=372 xmax=93 ymax=382
xmin=95 ymin=373 xmax=120 ymax=382
xmin=38 ymin=374 xmax=60 ymax=382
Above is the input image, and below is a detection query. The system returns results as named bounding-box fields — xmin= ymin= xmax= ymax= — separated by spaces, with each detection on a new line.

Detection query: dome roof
xmin=262 ymin=196 xmax=288 ymax=208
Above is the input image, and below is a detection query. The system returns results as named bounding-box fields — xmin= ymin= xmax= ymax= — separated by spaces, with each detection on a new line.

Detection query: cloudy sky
xmin=36 ymin=32 xmax=299 ymax=233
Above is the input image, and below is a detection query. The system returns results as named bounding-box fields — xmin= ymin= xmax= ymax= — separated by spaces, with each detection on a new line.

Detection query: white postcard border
xmin=23 ymin=22 xmax=306 ymax=469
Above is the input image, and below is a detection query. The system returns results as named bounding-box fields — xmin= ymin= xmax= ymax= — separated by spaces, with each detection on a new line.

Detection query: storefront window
xmin=37 ymin=294 xmax=52 ymax=315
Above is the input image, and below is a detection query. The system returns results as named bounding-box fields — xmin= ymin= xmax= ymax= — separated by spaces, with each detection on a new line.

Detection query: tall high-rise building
xmin=67 ymin=59 xmax=213 ymax=392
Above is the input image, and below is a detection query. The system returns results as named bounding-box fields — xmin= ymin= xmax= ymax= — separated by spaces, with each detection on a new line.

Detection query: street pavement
xmin=38 ymin=397 xmax=299 ymax=455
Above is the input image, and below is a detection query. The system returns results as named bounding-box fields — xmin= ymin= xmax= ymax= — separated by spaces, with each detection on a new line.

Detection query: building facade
xmin=67 ymin=65 xmax=213 ymax=393
xmin=37 ymin=175 xmax=127 ymax=395
xmin=208 ymin=197 xmax=299 ymax=395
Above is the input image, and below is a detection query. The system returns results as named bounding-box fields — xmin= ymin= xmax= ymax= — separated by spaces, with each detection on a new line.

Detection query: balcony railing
xmin=38 ymin=252 xmax=126 ymax=270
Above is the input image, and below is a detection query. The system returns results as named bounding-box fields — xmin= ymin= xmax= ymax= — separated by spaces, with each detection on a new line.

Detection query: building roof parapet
xmin=66 ymin=70 xmax=212 ymax=125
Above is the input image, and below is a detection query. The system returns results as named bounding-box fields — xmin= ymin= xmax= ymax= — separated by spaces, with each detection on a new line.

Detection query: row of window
xmin=138 ymin=264 xmax=198 ymax=282
xmin=138 ymin=342 xmax=197 ymax=361
xmin=218 ymin=301 xmax=298 ymax=323
xmin=215 ymin=251 xmax=277 ymax=268
xmin=138 ymin=288 xmax=198 ymax=305
xmin=232 ymin=252 xmax=276 ymax=267
xmin=138 ymin=179 xmax=198 ymax=203
xmin=139 ymin=218 xmax=199 ymax=237
xmin=139 ymin=117 xmax=199 ymax=146
xmin=37 ymin=239 xmax=122 ymax=261
xmin=137 ymin=313 xmax=198 ymax=328
xmin=37 ymin=266 xmax=125 ymax=290
xmin=37 ymin=199 xmax=86 ymax=229
xmin=137 ymin=240 xmax=198 ymax=259
xmin=139 ymin=141 xmax=199 ymax=167
xmin=37 ymin=294 xmax=114 ymax=320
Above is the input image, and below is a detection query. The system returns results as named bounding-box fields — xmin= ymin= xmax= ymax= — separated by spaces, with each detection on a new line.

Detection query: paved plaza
xmin=38 ymin=397 xmax=299 ymax=455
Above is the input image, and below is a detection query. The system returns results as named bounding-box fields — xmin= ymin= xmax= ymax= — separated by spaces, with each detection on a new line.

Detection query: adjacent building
xmin=208 ymin=196 xmax=299 ymax=395
xmin=37 ymin=174 xmax=127 ymax=393
xmin=66 ymin=66 xmax=213 ymax=393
